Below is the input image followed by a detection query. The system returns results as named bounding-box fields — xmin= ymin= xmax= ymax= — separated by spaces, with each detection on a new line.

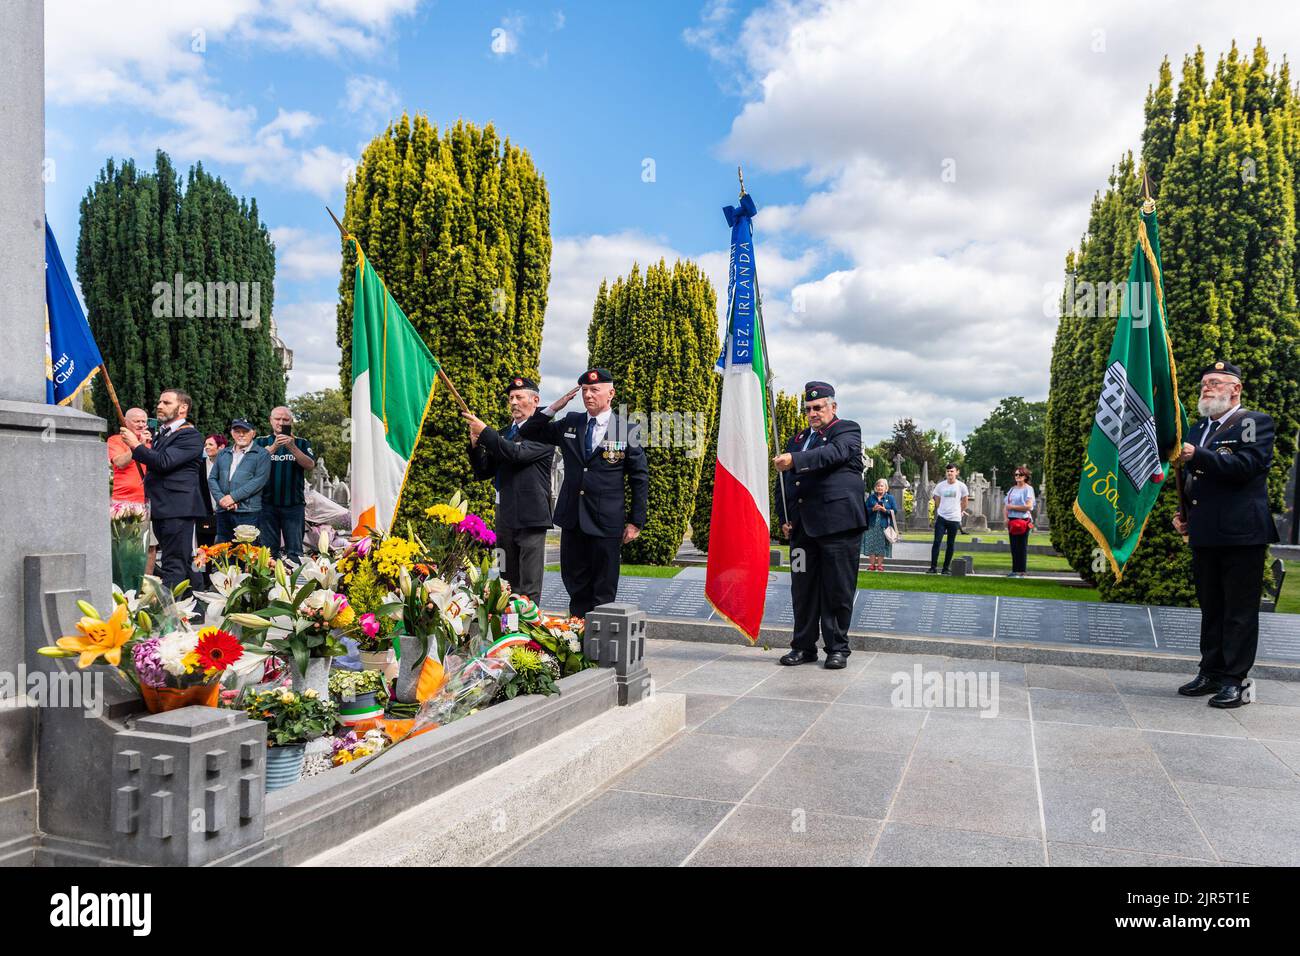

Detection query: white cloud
xmin=552 ymin=10 xmax=566 ymax=31
xmin=45 ymin=1 xmax=421 ymax=197
xmin=271 ymin=227 xmax=342 ymax=281
xmin=277 ymin=300 xmax=345 ymax=395
xmin=342 ymin=74 xmax=401 ymax=132
xmin=692 ymin=0 xmax=1300 ymax=442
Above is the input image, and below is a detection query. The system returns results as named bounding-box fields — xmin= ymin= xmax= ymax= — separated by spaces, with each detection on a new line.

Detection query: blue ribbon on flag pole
xmin=716 ymin=192 xmax=759 ymax=371
xmin=45 ymin=219 xmax=104 ymax=405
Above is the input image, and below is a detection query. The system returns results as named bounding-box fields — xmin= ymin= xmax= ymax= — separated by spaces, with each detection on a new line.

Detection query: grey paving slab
xmin=687 ymin=805 xmax=880 ymax=867
xmin=1105 ymin=669 xmax=1190 ymax=698
xmin=802 ymin=702 xmax=927 ymax=755
xmin=1251 ymin=679 xmax=1300 ymax=707
xmin=1032 ymin=723 xmax=1165 ymax=778
xmin=1030 ymin=688 xmax=1136 ymax=728
xmin=746 ymin=744 xmax=908 ymax=819
xmin=681 ymin=693 xmax=736 ymax=730
xmin=860 ymin=652 xmax=951 ymax=674
xmin=1025 ymin=664 xmax=1117 ymax=693
xmin=499 ymin=789 xmax=732 ymax=867
xmin=836 ymin=668 xmax=914 ymax=709
xmin=644 ymin=639 xmax=732 ymax=663
xmin=1048 ymin=843 xmax=1219 ymax=867
xmin=913 ymin=711 xmax=1035 ymax=768
xmin=890 ymin=757 xmax=1041 ymax=839
xmin=840 ymin=665 xmax=1025 ymax=718
xmin=1144 ymin=731 xmax=1300 ymax=790
xmin=870 ymin=822 xmax=1045 ymax=867
xmin=695 ymin=696 xmax=828 ymax=741
xmin=612 ymin=732 xmax=788 ymax=802
xmin=1262 ymin=739 xmax=1300 ymax=774
xmin=1179 ymin=781 xmax=1300 ymax=866
xmin=953 ymin=659 xmax=1027 ymax=687
xmin=1119 ymin=695 xmax=1250 ymax=736
xmin=746 ymin=659 xmax=870 ymax=703
xmin=659 ymin=658 xmax=779 ymax=696
xmin=1038 ymin=769 xmax=1215 ymax=858
xmin=1227 ymin=703 xmax=1300 ymax=741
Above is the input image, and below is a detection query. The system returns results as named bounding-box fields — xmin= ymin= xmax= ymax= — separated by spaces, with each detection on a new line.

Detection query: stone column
xmin=1 ymin=1 xmax=113 ymax=864
xmin=1035 ymin=482 xmax=1051 ymax=531
xmin=888 ymin=455 xmax=910 ymax=531
xmin=584 ymin=603 xmax=651 ymax=705
xmin=966 ymin=472 xmax=989 ymax=531
xmin=908 ymin=462 xmax=932 ymax=530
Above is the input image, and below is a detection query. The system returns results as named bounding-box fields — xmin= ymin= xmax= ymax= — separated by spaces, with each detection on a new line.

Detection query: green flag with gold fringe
xmin=1073 ymin=199 xmax=1189 ymax=579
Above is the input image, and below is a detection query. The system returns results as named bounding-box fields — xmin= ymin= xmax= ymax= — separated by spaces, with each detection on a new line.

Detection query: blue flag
xmin=45 ymin=220 xmax=103 ymax=405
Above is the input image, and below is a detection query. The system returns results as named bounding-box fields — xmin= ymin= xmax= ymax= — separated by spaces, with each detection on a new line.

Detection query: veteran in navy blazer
xmin=464 ymin=375 xmax=558 ymax=604
xmin=118 ymin=388 xmax=207 ymax=592
xmin=1173 ymin=360 xmax=1279 ymax=708
xmin=774 ymin=381 xmax=867 ymax=669
xmin=520 ymin=368 xmax=649 ymax=619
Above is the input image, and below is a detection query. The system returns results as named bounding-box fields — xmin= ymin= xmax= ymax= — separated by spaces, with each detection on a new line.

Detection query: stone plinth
xmin=584 ymin=603 xmax=651 ymax=705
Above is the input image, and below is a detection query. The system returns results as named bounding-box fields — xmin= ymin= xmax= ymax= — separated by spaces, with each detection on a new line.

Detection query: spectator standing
xmin=1004 ymin=466 xmax=1035 ymax=578
xmin=255 ymin=406 xmax=316 ymax=561
xmin=108 ymin=406 xmax=157 ymax=572
xmin=861 ymin=478 xmax=898 ymax=572
xmin=197 ymin=434 xmax=227 ymax=552
xmin=209 ymin=420 xmax=272 ymax=542
xmin=928 ymin=464 xmax=970 ymax=575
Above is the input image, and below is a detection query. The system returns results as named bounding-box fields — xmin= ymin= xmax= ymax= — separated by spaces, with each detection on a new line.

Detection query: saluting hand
xmin=546 ymin=387 xmax=580 ymax=415
xmin=772 ymin=453 xmax=793 ymax=472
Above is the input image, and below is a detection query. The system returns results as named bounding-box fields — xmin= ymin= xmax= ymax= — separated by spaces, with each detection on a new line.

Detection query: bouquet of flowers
xmin=423 ymin=490 xmax=497 ymax=578
xmin=508 ymin=596 xmax=592 ymax=677
xmin=387 ymin=565 xmax=477 ymax=666
xmin=495 ymin=642 xmax=561 ymax=700
xmin=335 ymin=531 xmax=425 ymax=652
xmin=109 ymin=501 xmax=150 ymax=592
xmin=238 ymin=687 xmax=338 ymax=747
xmin=194 ymin=526 xmax=278 ymax=620
xmin=330 ymin=729 xmax=389 ymax=766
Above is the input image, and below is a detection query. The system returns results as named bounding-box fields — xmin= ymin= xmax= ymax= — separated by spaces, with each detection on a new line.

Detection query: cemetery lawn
xmin=544 ymin=563 xmax=680 ymax=578
xmin=1276 ymin=561 xmax=1300 ymax=614
xmin=791 ymin=567 xmax=1100 ymax=601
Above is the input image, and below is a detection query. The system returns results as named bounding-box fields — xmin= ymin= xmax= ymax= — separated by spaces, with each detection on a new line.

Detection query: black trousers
xmin=560 ymin=526 xmax=621 ymax=619
xmin=930 ymin=516 xmax=960 ymax=570
xmin=1192 ymin=544 xmax=1268 ymax=685
xmin=153 ymin=516 xmax=198 ymax=593
xmin=499 ymin=525 xmax=548 ymax=604
xmin=789 ymin=526 xmax=860 ymax=656
xmin=1009 ymin=530 xmax=1029 ymax=573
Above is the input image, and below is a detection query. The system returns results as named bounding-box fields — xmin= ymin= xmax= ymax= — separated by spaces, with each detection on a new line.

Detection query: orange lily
xmin=56 ymin=602 xmax=134 ymax=668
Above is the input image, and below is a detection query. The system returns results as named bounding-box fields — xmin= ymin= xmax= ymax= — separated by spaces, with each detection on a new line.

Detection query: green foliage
xmin=963 ymin=397 xmax=1047 ymax=482
xmin=77 ymin=151 xmax=285 ymax=435
xmin=239 ymin=687 xmax=339 ymax=747
xmin=1045 ymin=41 xmax=1300 ymax=605
xmin=587 ymin=260 xmax=720 ymax=564
xmin=337 ymin=116 xmax=552 ymax=526
xmin=288 ymin=388 xmax=350 ymax=477
xmin=328 ymin=669 xmax=388 ymax=699
xmin=880 ymin=418 xmax=942 ymax=477
xmin=689 ymin=378 xmax=721 ymax=553
xmin=497 ymin=646 xmax=560 ymax=700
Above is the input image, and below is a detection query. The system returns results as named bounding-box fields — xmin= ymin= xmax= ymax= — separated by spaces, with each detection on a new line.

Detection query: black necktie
xmin=584 ymin=417 xmax=597 ymax=459
xmin=1202 ymin=420 xmax=1220 ymax=447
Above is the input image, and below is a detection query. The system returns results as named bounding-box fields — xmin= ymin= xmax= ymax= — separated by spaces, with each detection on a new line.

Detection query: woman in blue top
xmin=861 ymin=478 xmax=898 ymax=571
xmin=1004 ymin=466 xmax=1036 ymax=577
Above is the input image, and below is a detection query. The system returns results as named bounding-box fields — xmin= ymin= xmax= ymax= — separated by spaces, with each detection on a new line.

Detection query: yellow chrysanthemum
xmin=56 ymin=602 xmax=134 ymax=669
xmin=333 ymin=606 xmax=356 ymax=628
xmin=425 ymin=504 xmax=466 ymax=525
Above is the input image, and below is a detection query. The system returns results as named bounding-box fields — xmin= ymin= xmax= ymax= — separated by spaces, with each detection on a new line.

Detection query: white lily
xmin=432 ymin=586 xmax=475 ymax=636
xmin=299 ymin=555 xmax=340 ymax=590
xmin=209 ymin=568 xmax=250 ymax=597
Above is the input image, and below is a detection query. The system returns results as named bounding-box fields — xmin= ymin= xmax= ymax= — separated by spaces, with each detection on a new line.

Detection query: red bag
xmin=1008 ymin=518 xmax=1031 ymax=536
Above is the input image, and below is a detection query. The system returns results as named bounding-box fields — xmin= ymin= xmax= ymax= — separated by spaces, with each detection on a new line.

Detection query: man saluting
xmin=521 ymin=368 xmax=649 ymax=619
xmin=773 ymin=382 xmax=867 ymax=670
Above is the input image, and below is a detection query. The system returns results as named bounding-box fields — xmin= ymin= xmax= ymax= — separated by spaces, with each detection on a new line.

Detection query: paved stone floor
xmin=497 ymin=640 xmax=1300 ymax=866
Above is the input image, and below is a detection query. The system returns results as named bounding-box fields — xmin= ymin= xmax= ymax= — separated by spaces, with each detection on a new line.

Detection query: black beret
xmin=506 ymin=375 xmax=538 ymax=394
xmin=804 ymin=381 xmax=834 ymax=401
xmin=579 ymin=367 xmax=614 ymax=385
xmin=1200 ymin=360 xmax=1242 ymax=380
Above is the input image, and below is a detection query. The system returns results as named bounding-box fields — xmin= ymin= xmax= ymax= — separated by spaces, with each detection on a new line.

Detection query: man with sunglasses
xmin=1172 ymin=360 xmax=1278 ymax=708
xmin=773 ymin=382 xmax=867 ymax=670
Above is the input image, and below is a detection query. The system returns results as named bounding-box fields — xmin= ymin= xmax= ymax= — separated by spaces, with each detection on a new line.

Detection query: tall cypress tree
xmin=587 ymin=260 xmax=719 ymax=564
xmin=337 ymin=116 xmax=551 ymax=524
xmin=77 ymin=151 xmax=283 ymax=434
xmin=1045 ymin=41 xmax=1300 ymax=605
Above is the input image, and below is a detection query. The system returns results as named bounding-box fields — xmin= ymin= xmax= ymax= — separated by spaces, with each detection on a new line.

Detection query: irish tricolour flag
xmin=349 ymin=240 xmax=440 ymax=537
xmin=705 ymin=193 xmax=771 ymax=641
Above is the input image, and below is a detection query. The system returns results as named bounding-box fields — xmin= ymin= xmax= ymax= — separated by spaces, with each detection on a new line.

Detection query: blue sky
xmin=43 ymin=0 xmax=1300 ymax=447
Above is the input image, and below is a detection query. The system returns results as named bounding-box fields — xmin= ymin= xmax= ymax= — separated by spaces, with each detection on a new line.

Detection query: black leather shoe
xmin=925 ymin=567 xmax=938 ymax=574
xmin=780 ymin=650 xmax=818 ymax=666
xmin=1177 ymin=675 xmax=1222 ymax=697
xmin=1208 ymin=684 xmax=1247 ymax=708
xmin=824 ymin=652 xmax=848 ymax=670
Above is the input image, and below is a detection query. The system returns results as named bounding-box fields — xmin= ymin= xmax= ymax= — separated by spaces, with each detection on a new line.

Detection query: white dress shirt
xmin=1199 ymin=403 xmax=1241 ymax=447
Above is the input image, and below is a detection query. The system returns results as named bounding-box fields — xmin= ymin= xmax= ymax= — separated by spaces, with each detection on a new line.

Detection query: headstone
xmin=908 ymin=463 xmax=932 ymax=530
xmin=888 ymin=455 xmax=910 ymax=530
xmin=1035 ymin=482 xmax=1050 ymax=530
xmin=966 ymin=472 xmax=990 ymax=531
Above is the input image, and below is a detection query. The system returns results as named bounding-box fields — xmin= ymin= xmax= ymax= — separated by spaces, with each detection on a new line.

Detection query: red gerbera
xmin=195 ymin=628 xmax=244 ymax=672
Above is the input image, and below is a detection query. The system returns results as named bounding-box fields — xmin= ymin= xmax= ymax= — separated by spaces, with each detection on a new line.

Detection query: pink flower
xmin=354 ymin=537 xmax=373 ymax=557
xmin=360 ymin=613 xmax=380 ymax=638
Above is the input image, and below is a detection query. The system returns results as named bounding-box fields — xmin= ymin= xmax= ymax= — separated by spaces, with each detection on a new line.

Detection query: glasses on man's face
xmin=1201 ymin=378 xmax=1237 ymax=391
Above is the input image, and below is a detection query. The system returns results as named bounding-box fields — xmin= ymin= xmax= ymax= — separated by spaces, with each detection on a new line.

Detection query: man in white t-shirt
xmin=928 ymin=464 xmax=970 ymax=575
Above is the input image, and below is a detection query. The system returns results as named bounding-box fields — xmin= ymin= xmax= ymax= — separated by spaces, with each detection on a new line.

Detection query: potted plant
xmin=328 ymin=669 xmax=388 ymax=726
xmin=239 ymin=687 xmax=339 ymax=791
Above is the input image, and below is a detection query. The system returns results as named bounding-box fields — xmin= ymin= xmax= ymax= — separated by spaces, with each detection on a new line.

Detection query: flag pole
xmin=738 ymin=167 xmax=791 ymax=534
xmin=326 ymin=207 xmax=473 ymax=415
xmin=98 ymin=362 xmax=127 ymax=427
